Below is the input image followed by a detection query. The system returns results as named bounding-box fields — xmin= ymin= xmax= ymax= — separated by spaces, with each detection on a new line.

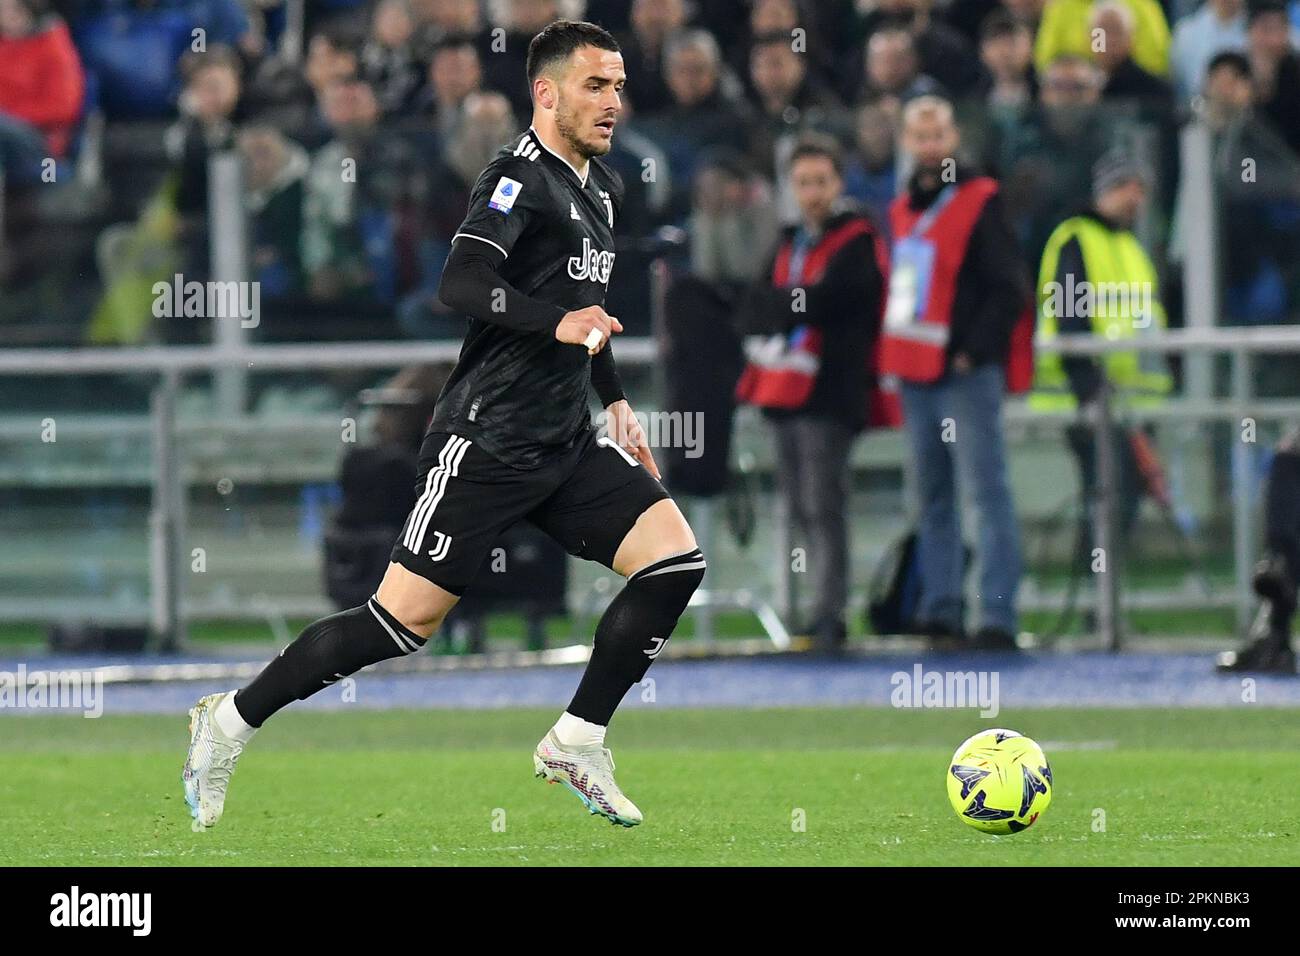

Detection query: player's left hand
xmin=606 ymin=400 xmax=661 ymax=480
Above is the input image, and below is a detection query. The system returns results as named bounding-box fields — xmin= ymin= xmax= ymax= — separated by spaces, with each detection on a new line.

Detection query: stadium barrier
xmin=2 ymin=324 xmax=1300 ymax=656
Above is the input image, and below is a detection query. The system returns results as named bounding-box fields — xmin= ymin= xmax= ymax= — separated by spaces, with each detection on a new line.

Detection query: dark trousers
xmin=771 ymin=415 xmax=857 ymax=627
xmin=1065 ymin=422 xmax=1146 ymax=556
xmin=1265 ymin=426 xmax=1300 ymax=575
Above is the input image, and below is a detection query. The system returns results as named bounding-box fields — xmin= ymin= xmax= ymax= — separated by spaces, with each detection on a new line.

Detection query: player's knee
xmin=628 ymin=547 xmax=707 ymax=612
xmin=615 ymin=501 xmax=698 ymax=575
xmin=374 ymin=564 xmax=458 ymax=638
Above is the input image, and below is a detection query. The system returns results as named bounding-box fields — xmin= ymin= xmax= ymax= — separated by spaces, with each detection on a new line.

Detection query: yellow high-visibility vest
xmin=1031 ymin=214 xmax=1173 ymax=411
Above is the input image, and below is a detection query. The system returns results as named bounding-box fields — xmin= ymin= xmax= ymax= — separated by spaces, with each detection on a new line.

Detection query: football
xmin=947 ymin=729 xmax=1053 ymax=834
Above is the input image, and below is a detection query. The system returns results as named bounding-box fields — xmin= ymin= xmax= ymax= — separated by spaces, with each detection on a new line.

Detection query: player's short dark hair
xmin=525 ymin=19 xmax=621 ymax=87
xmin=1207 ymin=50 xmax=1252 ymax=80
xmin=789 ymin=132 xmax=844 ymax=176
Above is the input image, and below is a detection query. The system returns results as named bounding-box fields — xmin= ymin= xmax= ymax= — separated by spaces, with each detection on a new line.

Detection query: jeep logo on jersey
xmin=567 ymin=237 xmax=616 ymax=285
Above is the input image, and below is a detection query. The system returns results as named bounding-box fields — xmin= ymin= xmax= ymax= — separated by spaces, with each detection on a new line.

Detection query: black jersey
xmin=429 ymin=127 xmax=625 ymax=469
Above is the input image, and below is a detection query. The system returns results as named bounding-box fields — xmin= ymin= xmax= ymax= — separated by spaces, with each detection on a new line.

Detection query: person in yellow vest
xmin=1033 ymin=151 xmax=1173 ymax=544
xmin=1034 ymin=0 xmax=1172 ymax=79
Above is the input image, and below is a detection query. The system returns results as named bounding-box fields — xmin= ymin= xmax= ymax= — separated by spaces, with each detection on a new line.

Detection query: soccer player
xmin=183 ymin=19 xmax=705 ymax=828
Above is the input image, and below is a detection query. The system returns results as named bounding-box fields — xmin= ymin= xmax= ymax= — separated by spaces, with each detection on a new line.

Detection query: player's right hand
xmin=555 ymin=305 xmax=623 ymax=355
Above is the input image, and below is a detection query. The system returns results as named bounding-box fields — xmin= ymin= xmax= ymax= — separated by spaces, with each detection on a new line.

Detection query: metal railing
xmin=2 ymin=324 xmax=1299 ymax=651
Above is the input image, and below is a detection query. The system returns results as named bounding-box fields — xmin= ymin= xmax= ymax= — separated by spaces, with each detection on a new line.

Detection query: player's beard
xmin=555 ymin=98 xmax=609 ymax=159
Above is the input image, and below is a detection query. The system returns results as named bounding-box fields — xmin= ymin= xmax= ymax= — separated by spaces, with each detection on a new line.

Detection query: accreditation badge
xmin=885 ymin=236 xmax=936 ymax=331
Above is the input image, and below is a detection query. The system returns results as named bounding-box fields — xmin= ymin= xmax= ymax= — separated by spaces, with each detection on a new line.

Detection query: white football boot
xmin=533 ymin=730 xmax=643 ymax=827
xmin=182 ymin=691 xmax=246 ymax=828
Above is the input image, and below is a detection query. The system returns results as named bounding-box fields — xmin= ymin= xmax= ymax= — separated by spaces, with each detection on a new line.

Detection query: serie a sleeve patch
xmin=488 ymin=176 xmax=523 ymax=214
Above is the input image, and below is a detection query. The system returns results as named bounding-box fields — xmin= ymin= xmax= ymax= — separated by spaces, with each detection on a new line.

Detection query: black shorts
xmin=390 ymin=427 xmax=672 ymax=595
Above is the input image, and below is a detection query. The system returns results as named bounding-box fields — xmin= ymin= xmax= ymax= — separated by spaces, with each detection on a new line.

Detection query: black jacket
xmin=744 ymin=207 xmax=885 ymax=430
xmin=903 ymin=167 xmax=1028 ymax=370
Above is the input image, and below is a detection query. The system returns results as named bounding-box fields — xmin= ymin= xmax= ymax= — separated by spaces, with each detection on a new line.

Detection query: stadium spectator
xmin=1248 ymin=0 xmax=1300 ymax=155
xmin=167 ymin=46 xmax=243 ymax=218
xmin=739 ymin=133 xmax=889 ymax=653
xmin=410 ymin=0 xmax=485 ymax=55
xmin=160 ymin=45 xmax=243 ymax=296
xmin=480 ymin=0 xmax=562 ymax=118
xmin=861 ymin=25 xmax=946 ymax=106
xmin=301 ymin=77 xmax=412 ymax=306
xmin=594 ymin=121 xmax=674 ymax=237
xmin=851 ymin=0 xmax=982 ymax=98
xmin=306 ymin=24 xmax=364 ymax=94
xmin=397 ymin=90 xmax=515 ymax=338
xmin=69 ymin=0 xmax=254 ymax=119
xmin=0 ymin=0 xmax=84 ymax=183
xmin=616 ymin=0 xmax=689 ymax=115
xmin=747 ymin=33 xmax=848 ymax=222
xmin=1170 ymin=0 xmax=1248 ymax=103
xmin=637 ymin=28 xmax=755 ymax=220
xmin=878 ymin=96 xmax=1030 ymax=651
xmin=1089 ymin=0 xmax=1174 ymax=108
xmin=688 ymin=149 xmax=778 ymax=287
xmin=1218 ymin=425 xmax=1300 ymax=674
xmin=1034 ymin=0 xmax=1172 ymax=78
xmin=410 ymin=34 xmax=484 ymax=142
xmin=1202 ymin=46 xmax=1258 ymax=126
xmin=263 ymin=23 xmax=365 ymax=148
xmin=361 ymin=0 xmax=423 ymax=117
xmin=1003 ymin=0 xmax=1050 ymax=33
xmin=1184 ymin=51 xmax=1300 ymax=330
xmin=725 ymin=0 xmax=840 ymax=93
xmin=1031 ymin=152 xmax=1172 ymax=548
xmin=995 ymin=54 xmax=1118 ymax=260
xmin=976 ymin=8 xmax=1038 ymax=108
xmin=842 ymin=97 xmax=901 ymax=229
xmin=239 ymin=122 xmax=307 ymax=300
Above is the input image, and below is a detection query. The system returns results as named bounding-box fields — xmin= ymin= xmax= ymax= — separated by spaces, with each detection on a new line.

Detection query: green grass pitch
xmin=1 ymin=707 xmax=1296 ymax=866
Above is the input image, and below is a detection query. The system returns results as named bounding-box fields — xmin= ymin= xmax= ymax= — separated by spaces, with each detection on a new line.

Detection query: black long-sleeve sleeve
xmin=1053 ymin=235 xmax=1103 ymax=404
xmin=436 ymin=237 xmax=567 ymax=333
xmin=951 ymin=192 xmax=1028 ymax=367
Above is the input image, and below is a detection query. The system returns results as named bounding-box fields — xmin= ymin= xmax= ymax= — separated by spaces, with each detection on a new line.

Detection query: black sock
xmin=234 ymin=596 xmax=426 ymax=727
xmin=567 ymin=549 xmax=706 ymax=725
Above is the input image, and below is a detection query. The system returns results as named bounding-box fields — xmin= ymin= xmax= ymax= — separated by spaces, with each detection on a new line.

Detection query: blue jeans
xmin=899 ymin=364 xmax=1022 ymax=633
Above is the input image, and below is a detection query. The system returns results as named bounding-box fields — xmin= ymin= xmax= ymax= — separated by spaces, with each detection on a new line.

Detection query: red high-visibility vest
xmin=736 ymin=214 xmax=901 ymax=427
xmin=878 ymin=177 xmax=1034 ymax=392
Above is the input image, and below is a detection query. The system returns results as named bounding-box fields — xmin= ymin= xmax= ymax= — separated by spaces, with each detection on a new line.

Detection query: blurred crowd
xmin=1 ymin=0 xmax=1299 ymax=346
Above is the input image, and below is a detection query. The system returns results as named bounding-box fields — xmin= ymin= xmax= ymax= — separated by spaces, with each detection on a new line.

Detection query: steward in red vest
xmin=737 ymin=205 xmax=899 ymax=430
xmin=878 ymin=170 xmax=1034 ymax=391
